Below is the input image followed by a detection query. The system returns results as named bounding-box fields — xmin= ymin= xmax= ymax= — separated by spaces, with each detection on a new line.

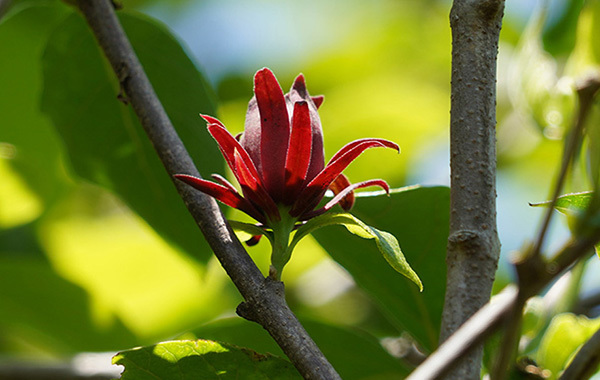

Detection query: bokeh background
xmin=1 ymin=0 xmax=599 ymax=376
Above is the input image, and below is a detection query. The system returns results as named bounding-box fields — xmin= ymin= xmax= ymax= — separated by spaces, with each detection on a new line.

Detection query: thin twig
xmin=441 ymin=0 xmax=505 ymax=378
xmin=74 ymin=1 xmax=340 ymax=378
xmin=408 ymin=233 xmax=600 ymax=380
xmin=559 ymin=325 xmax=600 ymax=380
xmin=493 ymin=76 xmax=600 ymax=380
xmin=407 ymin=286 xmax=519 ymax=380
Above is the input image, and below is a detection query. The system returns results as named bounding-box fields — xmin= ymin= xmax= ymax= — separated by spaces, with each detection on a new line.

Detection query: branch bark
xmin=441 ymin=0 xmax=505 ymax=378
xmin=74 ymin=1 xmax=340 ymax=378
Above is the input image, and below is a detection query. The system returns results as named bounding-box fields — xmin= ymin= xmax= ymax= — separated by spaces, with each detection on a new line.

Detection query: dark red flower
xmin=175 ymin=68 xmax=399 ymax=226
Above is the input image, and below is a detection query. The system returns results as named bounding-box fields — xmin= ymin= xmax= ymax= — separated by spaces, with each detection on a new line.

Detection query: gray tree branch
xmin=74 ymin=1 xmax=340 ymax=378
xmin=441 ymin=0 xmax=505 ymax=378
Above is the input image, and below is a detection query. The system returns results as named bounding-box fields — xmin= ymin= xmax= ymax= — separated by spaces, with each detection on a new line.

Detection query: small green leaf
xmin=293 ymin=212 xmax=422 ymax=291
xmin=113 ymin=339 xmax=301 ymax=379
xmin=530 ymin=192 xmax=600 ymax=256
xmin=536 ymin=313 xmax=600 ymax=378
xmin=530 ymin=191 xmax=593 ymax=216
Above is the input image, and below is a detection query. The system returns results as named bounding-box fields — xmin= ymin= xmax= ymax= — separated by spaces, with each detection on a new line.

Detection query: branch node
xmin=236 ymin=302 xmax=259 ymax=323
xmin=448 ymin=230 xmax=480 ymax=254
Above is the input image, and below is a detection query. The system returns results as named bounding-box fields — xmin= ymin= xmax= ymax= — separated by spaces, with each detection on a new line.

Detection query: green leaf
xmin=536 ymin=313 xmax=600 ymax=378
xmin=41 ymin=12 xmax=221 ymax=262
xmin=113 ymin=339 xmax=302 ymax=380
xmin=293 ymin=212 xmax=421 ymax=291
xmin=542 ymin=0 xmax=585 ymax=57
xmin=0 ymin=3 xmax=72 ymax=207
xmin=312 ymin=186 xmax=449 ymax=352
xmin=192 ymin=317 xmax=409 ymax=380
xmin=0 ymin=257 xmax=137 ymax=353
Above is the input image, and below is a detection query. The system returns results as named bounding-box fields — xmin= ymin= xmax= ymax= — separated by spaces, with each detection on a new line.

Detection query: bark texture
xmin=75 ymin=1 xmax=340 ymax=378
xmin=440 ymin=0 xmax=505 ymax=378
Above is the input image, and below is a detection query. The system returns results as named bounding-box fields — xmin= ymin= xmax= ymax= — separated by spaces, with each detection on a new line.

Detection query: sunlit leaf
xmin=312 ymin=186 xmax=449 ymax=352
xmin=41 ymin=11 xmax=220 ymax=262
xmin=113 ymin=339 xmax=302 ymax=379
xmin=192 ymin=317 xmax=409 ymax=380
xmin=536 ymin=313 xmax=600 ymax=378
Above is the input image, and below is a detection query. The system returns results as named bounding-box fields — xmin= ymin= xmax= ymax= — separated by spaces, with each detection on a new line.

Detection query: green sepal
xmin=229 ymin=221 xmax=273 ymax=244
xmin=292 ymin=212 xmax=423 ymax=291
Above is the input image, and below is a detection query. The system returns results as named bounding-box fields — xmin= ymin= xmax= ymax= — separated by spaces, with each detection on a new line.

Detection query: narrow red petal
xmin=211 ymin=174 xmax=239 ymax=193
xmin=290 ymin=139 xmax=398 ymax=217
xmin=311 ymin=95 xmax=324 ymax=109
xmin=234 ymin=151 xmax=281 ymax=221
xmin=254 ymin=68 xmax=290 ymax=202
xmin=245 ymin=235 xmax=262 ymax=246
xmin=200 ymin=114 xmax=226 ymax=128
xmin=206 ymin=124 xmax=280 ymax=221
xmin=207 ymin=124 xmax=262 ymax=186
xmin=300 ymin=179 xmax=390 ymax=220
xmin=327 ymin=174 xmax=354 ymax=211
xmin=329 ymin=138 xmax=399 ymax=164
xmin=284 ymin=101 xmax=312 ymax=204
xmin=174 ymin=174 xmax=265 ymax=223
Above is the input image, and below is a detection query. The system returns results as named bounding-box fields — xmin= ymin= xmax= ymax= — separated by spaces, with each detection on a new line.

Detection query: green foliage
xmin=113 ymin=339 xmax=302 ymax=380
xmin=292 ymin=211 xmax=422 ymax=291
xmin=192 ymin=318 xmax=409 ymax=380
xmin=41 ymin=10 xmax=220 ymax=263
xmin=536 ymin=313 xmax=600 ymax=378
xmin=312 ymin=186 xmax=449 ymax=352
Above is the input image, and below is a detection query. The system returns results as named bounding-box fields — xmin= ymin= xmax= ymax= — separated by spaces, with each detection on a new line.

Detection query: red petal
xmin=200 ymin=114 xmax=226 ymax=128
xmin=174 ymin=174 xmax=265 ymax=223
xmin=245 ymin=235 xmax=262 ymax=246
xmin=327 ymin=174 xmax=354 ymax=211
xmin=207 ymin=124 xmax=280 ymax=220
xmin=329 ymin=138 xmax=399 ymax=163
xmin=211 ymin=174 xmax=239 ymax=193
xmin=311 ymin=95 xmax=324 ymax=109
xmin=254 ymin=68 xmax=290 ymax=202
xmin=301 ymin=179 xmax=390 ymax=220
xmin=290 ymin=139 xmax=398 ymax=217
xmin=284 ymin=101 xmax=312 ymax=204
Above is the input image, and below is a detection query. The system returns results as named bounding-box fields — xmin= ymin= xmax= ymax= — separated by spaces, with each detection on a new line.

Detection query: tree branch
xmin=74 ymin=1 xmax=340 ymax=378
xmin=441 ymin=0 xmax=505 ymax=378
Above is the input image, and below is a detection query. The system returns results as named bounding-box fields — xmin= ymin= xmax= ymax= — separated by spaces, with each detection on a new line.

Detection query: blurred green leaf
xmin=0 ymin=3 xmax=71 ymax=206
xmin=41 ymin=11 xmax=220 ymax=262
xmin=536 ymin=313 xmax=600 ymax=378
xmin=192 ymin=317 xmax=409 ymax=380
xmin=113 ymin=339 xmax=302 ymax=380
xmin=312 ymin=186 xmax=449 ymax=352
xmin=292 ymin=212 xmax=422 ymax=291
xmin=542 ymin=0 xmax=585 ymax=57
xmin=0 ymin=257 xmax=137 ymax=353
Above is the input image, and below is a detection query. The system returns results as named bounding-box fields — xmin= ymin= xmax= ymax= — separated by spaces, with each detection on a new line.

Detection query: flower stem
xmin=269 ymin=212 xmax=297 ymax=280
